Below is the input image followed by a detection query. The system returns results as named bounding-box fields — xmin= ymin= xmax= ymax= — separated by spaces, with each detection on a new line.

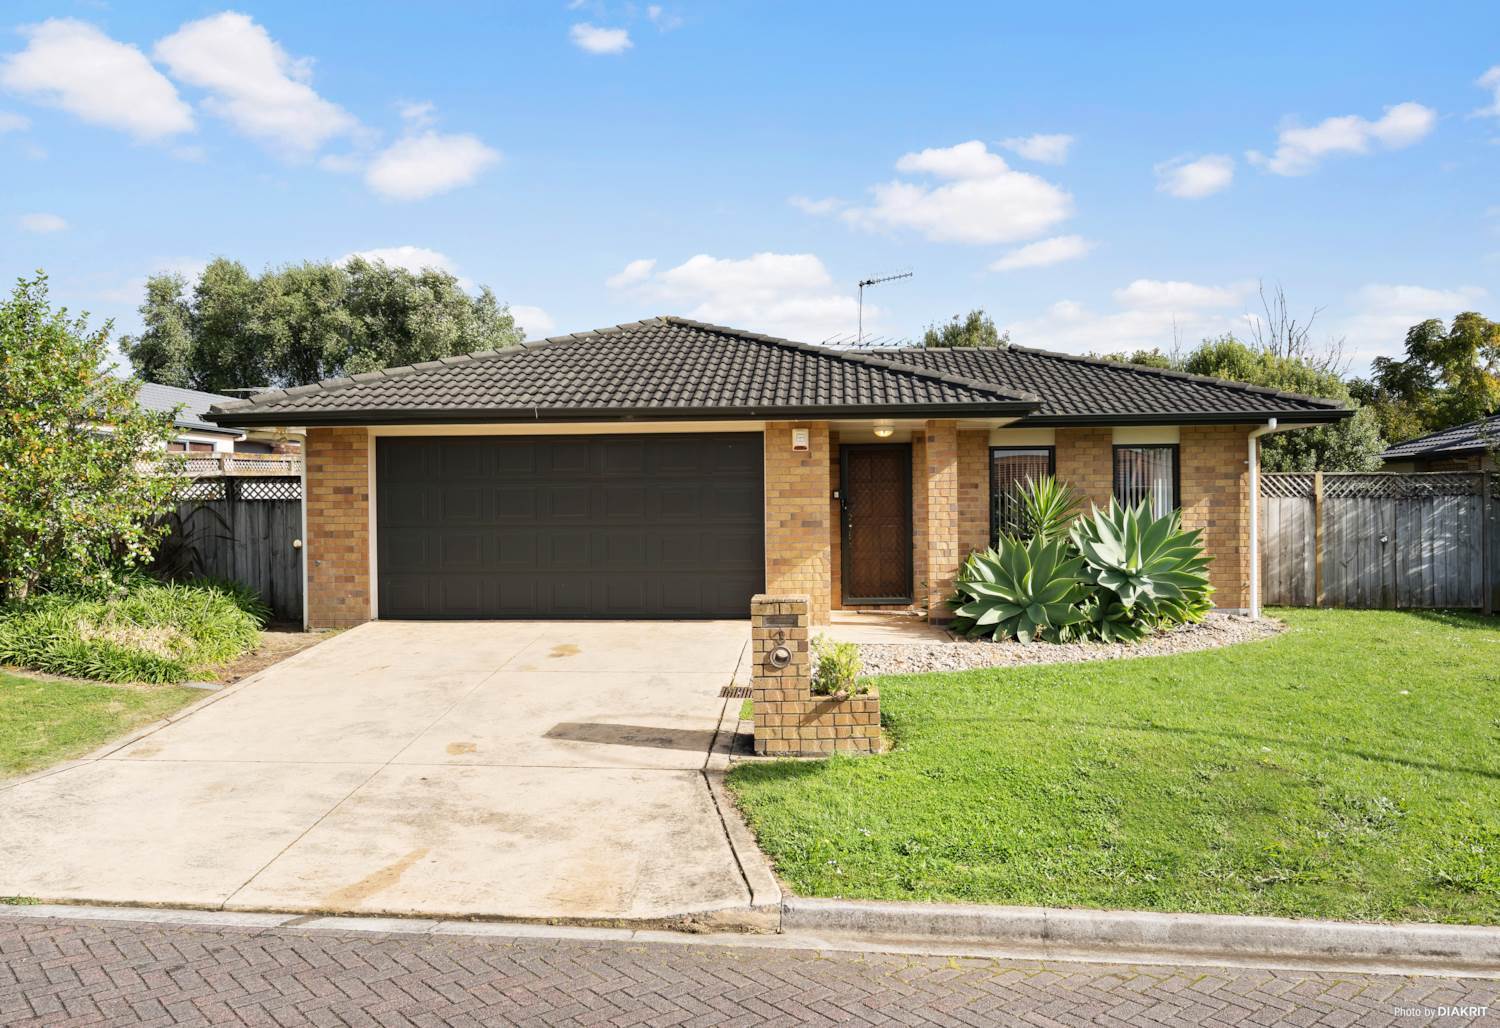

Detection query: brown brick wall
xmin=764 ymin=422 xmax=832 ymax=624
xmin=750 ymin=594 xmax=879 ymax=756
xmin=957 ymin=430 xmax=990 ymax=558
xmin=1055 ymin=426 xmax=1113 ymax=512
xmin=304 ymin=426 xmax=371 ymax=629
xmin=1180 ymin=425 xmax=1251 ymax=610
xmin=922 ymin=420 xmax=960 ymax=616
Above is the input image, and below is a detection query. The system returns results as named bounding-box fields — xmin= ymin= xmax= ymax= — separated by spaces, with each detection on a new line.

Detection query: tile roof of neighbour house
xmin=206 ymin=316 xmax=1352 ymax=428
xmin=1380 ymin=413 xmax=1500 ymax=460
xmin=206 ymin=317 xmax=1038 ymax=426
xmin=867 ymin=345 xmax=1347 ymax=423
xmin=135 ymin=381 xmax=243 ymax=435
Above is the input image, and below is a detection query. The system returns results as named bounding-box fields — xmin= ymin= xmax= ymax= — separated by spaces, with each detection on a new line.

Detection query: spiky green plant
xmin=1015 ymin=474 xmax=1084 ymax=543
xmin=950 ymin=534 xmax=1089 ymax=643
xmin=1070 ymin=499 xmax=1213 ymax=614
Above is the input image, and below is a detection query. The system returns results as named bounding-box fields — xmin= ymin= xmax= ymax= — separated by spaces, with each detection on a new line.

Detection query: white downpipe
xmin=1246 ymin=419 xmax=1278 ymax=620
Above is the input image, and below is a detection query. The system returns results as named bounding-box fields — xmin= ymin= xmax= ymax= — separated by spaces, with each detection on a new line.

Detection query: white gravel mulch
xmin=857 ymin=611 xmax=1284 ymax=677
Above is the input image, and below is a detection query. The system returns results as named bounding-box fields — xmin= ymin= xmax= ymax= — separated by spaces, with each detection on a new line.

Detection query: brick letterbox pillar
xmin=750 ymin=594 xmax=880 ymax=757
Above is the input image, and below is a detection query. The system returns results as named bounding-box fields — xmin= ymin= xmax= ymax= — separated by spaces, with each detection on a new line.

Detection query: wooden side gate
xmin=159 ymin=476 xmax=304 ymax=622
xmin=1260 ymin=471 xmax=1496 ymax=612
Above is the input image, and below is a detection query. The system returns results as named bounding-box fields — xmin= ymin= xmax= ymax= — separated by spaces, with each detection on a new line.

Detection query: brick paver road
xmin=1 ymin=915 xmax=1495 ymax=1027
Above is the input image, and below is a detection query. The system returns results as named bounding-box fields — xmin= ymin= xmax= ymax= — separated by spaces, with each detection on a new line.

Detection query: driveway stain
xmin=446 ymin=742 xmax=477 ymax=755
xmin=548 ymin=644 xmax=580 ymax=658
xmin=124 ymin=743 xmax=162 ymax=759
xmin=325 ymin=847 xmax=429 ymax=908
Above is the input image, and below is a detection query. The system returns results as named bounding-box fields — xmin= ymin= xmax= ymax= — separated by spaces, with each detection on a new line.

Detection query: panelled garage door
xmin=375 ymin=434 xmax=765 ymax=619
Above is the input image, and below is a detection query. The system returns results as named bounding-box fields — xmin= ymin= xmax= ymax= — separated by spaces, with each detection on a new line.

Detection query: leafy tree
xmin=1356 ymin=313 xmax=1500 ymax=442
xmin=0 ymin=274 xmax=183 ymax=601
xmin=1091 ymin=348 xmax=1176 ymax=369
xmin=1181 ymin=335 xmax=1384 ymax=472
xmin=122 ymin=257 xmax=524 ymax=391
xmin=922 ymin=308 xmax=1008 ymax=348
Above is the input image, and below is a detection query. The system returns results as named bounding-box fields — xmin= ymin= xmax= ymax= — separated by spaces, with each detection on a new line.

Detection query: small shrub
xmin=1015 ymin=474 xmax=1084 ymax=543
xmin=0 ymin=578 xmax=264 ymax=684
xmin=811 ymin=634 xmax=866 ymax=698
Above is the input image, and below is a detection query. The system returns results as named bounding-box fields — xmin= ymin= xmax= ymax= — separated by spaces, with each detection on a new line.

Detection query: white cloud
xmin=570 ymin=23 xmax=632 ymax=54
xmin=613 ymin=252 xmax=865 ymax=342
xmin=1247 ymin=102 xmax=1436 ymax=176
xmin=843 ymin=140 xmax=1073 ymax=245
xmin=153 ymin=12 xmax=357 ymax=157
xmin=1476 ymin=65 xmax=1500 ymax=117
xmin=1337 ymin=283 xmax=1489 ymax=362
xmin=788 ymin=194 xmax=843 ymax=215
xmin=1155 ymin=154 xmax=1234 ymax=198
xmin=397 ymin=100 xmax=436 ymax=128
xmin=1112 ymin=279 xmax=1251 ymax=310
xmin=365 ymin=131 xmax=499 ymax=200
xmin=0 ymin=111 xmax=30 ymax=133
xmin=96 ymin=256 xmax=209 ymax=304
xmin=509 ymin=305 xmax=556 ymax=339
xmin=989 ymin=235 xmax=1094 ymax=271
xmin=18 ymin=212 xmax=66 ymax=233
xmin=1007 ymin=300 xmax=1245 ymax=357
xmin=606 ymin=257 xmax=657 ymax=289
xmin=0 ymin=19 xmax=193 ymax=141
xmin=646 ymin=6 xmax=684 ymax=30
xmin=999 ymin=133 xmax=1073 ymax=164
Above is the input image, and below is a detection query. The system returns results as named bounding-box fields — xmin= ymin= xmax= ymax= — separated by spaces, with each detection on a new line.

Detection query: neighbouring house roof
xmin=1380 ymin=413 xmax=1500 ymax=460
xmin=206 ymin=317 xmax=1039 ymax=426
xmin=207 ymin=317 xmax=1351 ymax=428
xmin=866 ymin=345 xmax=1347 ymax=424
xmin=135 ymin=381 xmax=243 ymax=435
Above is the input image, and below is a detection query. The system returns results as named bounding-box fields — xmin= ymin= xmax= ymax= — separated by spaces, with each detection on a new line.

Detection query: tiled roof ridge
xmin=873 ymin=343 xmax=1347 ymax=412
xmin=659 ymin=316 xmax=1039 ymax=404
xmin=209 ymin=316 xmax=1038 ymax=416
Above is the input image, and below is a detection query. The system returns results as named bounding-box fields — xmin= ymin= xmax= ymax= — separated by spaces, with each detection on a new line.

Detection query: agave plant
xmin=1070 ymin=499 xmax=1213 ymax=614
xmin=1074 ymin=594 xmax=1150 ymax=643
xmin=1015 ymin=474 xmax=1084 ymax=543
xmin=949 ymin=533 xmax=1089 ymax=644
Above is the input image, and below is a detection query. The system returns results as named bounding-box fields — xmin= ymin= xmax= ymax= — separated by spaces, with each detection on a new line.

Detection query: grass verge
xmin=728 ymin=609 xmax=1500 ymax=924
xmin=0 ymin=669 xmax=199 ymax=777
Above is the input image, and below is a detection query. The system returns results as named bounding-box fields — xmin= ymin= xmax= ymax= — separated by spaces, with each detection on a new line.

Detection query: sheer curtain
xmin=1112 ymin=446 xmax=1177 ymax=517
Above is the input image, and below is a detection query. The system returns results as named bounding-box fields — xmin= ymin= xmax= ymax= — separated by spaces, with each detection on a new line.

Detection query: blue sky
xmin=3 ymin=1 xmax=1497 ymax=375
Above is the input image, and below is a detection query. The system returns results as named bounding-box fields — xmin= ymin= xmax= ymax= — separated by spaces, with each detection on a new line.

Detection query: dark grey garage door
xmin=376 ymin=434 xmax=765 ymax=619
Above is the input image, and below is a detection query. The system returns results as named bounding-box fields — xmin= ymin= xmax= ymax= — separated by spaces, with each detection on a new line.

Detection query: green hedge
xmin=0 ymin=578 xmax=266 ymax=684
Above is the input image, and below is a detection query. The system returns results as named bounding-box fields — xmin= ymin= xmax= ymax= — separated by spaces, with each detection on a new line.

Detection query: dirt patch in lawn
xmin=209 ymin=624 xmax=334 ymax=685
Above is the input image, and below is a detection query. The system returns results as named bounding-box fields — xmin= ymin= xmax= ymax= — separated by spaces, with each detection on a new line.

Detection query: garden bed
xmin=860 ymin=611 xmax=1282 ymax=676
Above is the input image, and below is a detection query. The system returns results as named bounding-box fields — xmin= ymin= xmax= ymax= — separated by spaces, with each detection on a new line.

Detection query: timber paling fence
xmin=1259 ymin=471 xmax=1498 ymax=613
xmin=163 ymin=476 xmax=303 ymax=622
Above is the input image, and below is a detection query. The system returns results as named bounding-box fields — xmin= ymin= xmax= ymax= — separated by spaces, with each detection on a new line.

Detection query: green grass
xmin=740 ymin=698 xmax=754 ymax=721
xmin=0 ymin=669 xmax=199 ymax=777
xmin=728 ymin=609 xmax=1500 ymax=924
xmin=0 ymin=578 xmax=264 ymax=684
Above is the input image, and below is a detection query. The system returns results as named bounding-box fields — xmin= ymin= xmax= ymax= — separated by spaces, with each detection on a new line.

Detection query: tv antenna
xmin=857 ymin=270 xmax=912 ymax=346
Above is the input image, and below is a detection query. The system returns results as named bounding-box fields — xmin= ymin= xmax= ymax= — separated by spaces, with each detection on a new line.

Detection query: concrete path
xmin=0 ymin=620 xmax=756 ymax=923
xmin=3 ymin=911 xmax=1495 ymax=1027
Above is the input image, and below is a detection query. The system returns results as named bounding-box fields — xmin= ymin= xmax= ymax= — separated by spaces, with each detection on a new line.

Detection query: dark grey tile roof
xmin=1381 ymin=413 xmax=1500 ymax=459
xmin=208 ymin=317 xmax=1036 ymax=425
xmin=867 ymin=345 xmax=1348 ymax=423
xmin=135 ymin=381 xmax=242 ymax=434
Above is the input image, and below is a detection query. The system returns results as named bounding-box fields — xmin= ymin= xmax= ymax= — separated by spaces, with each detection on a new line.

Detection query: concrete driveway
xmin=0 ymin=620 xmax=762 ymax=924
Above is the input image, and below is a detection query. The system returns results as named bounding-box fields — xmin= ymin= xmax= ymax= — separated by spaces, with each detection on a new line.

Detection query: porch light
xmin=873 ymin=421 xmax=895 ymax=438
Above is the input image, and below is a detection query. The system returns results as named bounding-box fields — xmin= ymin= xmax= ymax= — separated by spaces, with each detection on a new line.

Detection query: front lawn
xmin=0 ymin=670 xmax=199 ymax=777
xmin=728 ymin=609 xmax=1500 ymax=924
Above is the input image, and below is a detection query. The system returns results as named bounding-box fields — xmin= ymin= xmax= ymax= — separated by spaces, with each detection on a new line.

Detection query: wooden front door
xmin=840 ymin=445 xmax=913 ymax=604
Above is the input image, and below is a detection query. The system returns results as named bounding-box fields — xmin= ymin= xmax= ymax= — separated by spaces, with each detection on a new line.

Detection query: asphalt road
xmin=2 ymin=913 xmax=1495 ymax=1027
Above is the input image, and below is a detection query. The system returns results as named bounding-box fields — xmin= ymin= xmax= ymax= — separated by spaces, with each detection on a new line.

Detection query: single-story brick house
xmin=206 ymin=317 xmax=1349 ymax=629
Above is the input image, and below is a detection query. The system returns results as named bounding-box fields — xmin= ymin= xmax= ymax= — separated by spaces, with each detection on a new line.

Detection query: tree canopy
xmin=0 ymin=274 xmax=182 ymax=600
xmin=122 ymin=257 xmax=525 ymax=392
xmin=1352 ymin=312 xmax=1500 ymax=443
xmin=922 ymin=308 xmax=1008 ymax=348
